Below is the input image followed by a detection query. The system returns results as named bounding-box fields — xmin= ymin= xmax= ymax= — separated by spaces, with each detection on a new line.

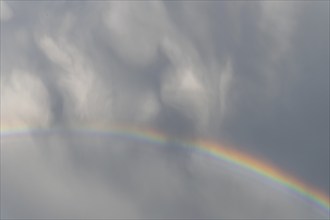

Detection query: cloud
xmin=103 ymin=1 xmax=168 ymax=67
xmin=0 ymin=1 xmax=13 ymax=22
xmin=1 ymin=1 xmax=329 ymax=219
xmin=1 ymin=137 xmax=140 ymax=219
xmin=1 ymin=69 xmax=51 ymax=130
xmin=1 ymin=134 xmax=326 ymax=219
xmin=37 ymin=35 xmax=113 ymax=125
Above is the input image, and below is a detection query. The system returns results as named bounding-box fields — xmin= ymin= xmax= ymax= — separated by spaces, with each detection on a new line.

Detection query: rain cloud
xmin=1 ymin=1 xmax=329 ymax=219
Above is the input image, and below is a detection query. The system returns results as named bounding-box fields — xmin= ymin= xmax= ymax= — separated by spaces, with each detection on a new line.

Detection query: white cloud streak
xmin=1 ymin=70 xmax=50 ymax=129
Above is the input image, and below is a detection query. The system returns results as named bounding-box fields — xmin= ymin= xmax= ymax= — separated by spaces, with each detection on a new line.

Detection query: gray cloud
xmin=1 ymin=1 xmax=329 ymax=219
xmin=0 ymin=1 xmax=12 ymax=22
xmin=1 ymin=134 xmax=325 ymax=219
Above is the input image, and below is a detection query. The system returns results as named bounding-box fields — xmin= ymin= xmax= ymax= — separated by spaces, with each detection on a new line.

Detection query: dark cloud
xmin=218 ymin=1 xmax=330 ymax=193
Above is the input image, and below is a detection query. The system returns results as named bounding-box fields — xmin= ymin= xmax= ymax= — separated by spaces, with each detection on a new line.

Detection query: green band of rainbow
xmin=1 ymin=124 xmax=329 ymax=217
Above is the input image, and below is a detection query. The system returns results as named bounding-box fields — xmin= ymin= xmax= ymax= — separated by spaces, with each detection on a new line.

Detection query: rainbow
xmin=1 ymin=124 xmax=330 ymax=217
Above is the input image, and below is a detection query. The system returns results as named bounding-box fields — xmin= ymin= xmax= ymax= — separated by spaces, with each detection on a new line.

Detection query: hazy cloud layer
xmin=0 ymin=1 xmax=12 ymax=21
xmin=1 ymin=1 xmax=329 ymax=219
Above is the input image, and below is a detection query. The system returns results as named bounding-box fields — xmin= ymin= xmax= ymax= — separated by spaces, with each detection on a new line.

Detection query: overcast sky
xmin=1 ymin=1 xmax=329 ymax=219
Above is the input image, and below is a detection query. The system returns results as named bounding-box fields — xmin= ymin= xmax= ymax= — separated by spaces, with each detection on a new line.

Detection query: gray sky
xmin=1 ymin=1 xmax=329 ymax=219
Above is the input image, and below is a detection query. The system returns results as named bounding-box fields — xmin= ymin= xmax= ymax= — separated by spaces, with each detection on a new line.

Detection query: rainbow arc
xmin=1 ymin=124 xmax=329 ymax=216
